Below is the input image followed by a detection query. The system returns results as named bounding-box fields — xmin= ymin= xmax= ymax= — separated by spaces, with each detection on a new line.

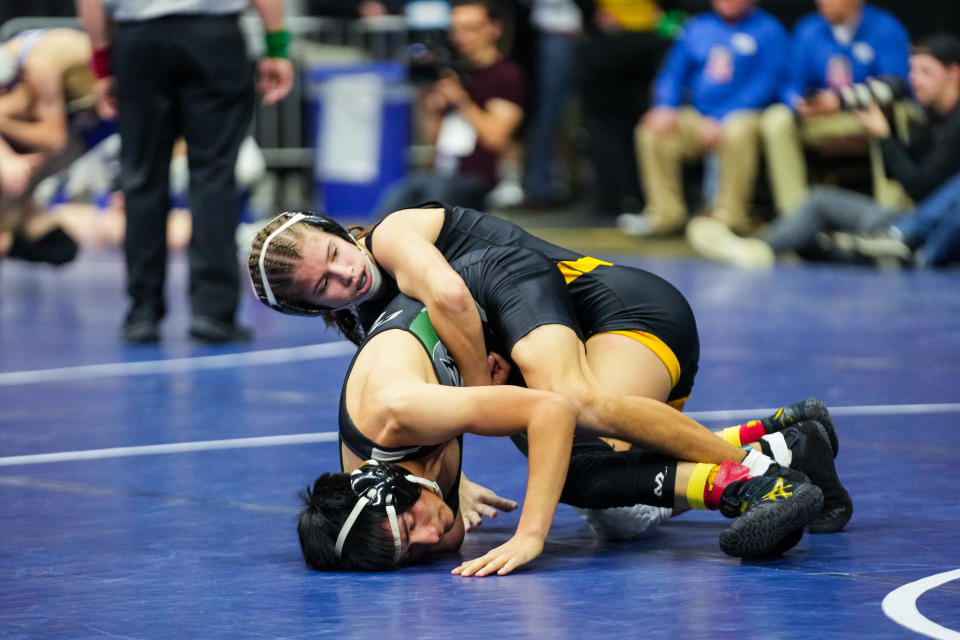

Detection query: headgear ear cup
xmin=335 ymin=460 xmax=442 ymax=564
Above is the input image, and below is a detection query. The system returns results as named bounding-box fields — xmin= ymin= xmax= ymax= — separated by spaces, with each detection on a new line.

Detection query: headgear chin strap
xmin=334 ymin=460 xmax=442 ymax=564
xmin=351 ymin=238 xmax=384 ymax=306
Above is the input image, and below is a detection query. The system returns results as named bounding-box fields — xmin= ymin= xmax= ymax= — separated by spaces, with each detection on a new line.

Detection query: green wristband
xmin=654 ymin=10 xmax=685 ymax=40
xmin=265 ymin=29 xmax=291 ymax=59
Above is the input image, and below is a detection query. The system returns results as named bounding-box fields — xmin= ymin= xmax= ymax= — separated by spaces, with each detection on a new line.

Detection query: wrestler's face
xmin=391 ymin=490 xmax=456 ymax=564
xmin=909 ymin=53 xmax=959 ymax=111
xmin=294 ymin=230 xmax=372 ymax=309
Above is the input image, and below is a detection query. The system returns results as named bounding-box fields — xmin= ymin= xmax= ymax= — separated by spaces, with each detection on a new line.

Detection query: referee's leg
xmin=179 ymin=16 xmax=255 ymax=328
xmin=114 ymin=22 xmax=179 ymax=332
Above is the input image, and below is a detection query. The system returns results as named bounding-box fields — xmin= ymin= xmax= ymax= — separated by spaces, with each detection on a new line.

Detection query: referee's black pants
xmin=114 ymin=14 xmax=254 ymax=324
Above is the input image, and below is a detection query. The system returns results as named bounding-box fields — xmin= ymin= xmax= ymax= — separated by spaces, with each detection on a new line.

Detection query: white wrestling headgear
xmin=335 ymin=460 xmax=443 ymax=564
xmin=254 ymin=211 xmax=384 ymax=315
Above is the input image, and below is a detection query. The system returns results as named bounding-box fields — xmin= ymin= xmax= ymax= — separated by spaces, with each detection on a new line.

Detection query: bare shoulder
xmin=27 ymin=30 xmax=92 ymax=86
xmin=376 ymin=207 xmax=445 ymax=244
xmin=347 ymin=331 xmax=435 ymax=410
xmin=345 ymin=329 xmax=437 ymax=445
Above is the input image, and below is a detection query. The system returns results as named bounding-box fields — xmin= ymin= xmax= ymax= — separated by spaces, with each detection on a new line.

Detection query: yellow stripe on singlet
xmin=556 ymin=256 xmax=613 ymax=284
xmin=559 ymin=258 xmax=688 ymax=409
xmin=588 ymin=330 xmax=682 ymax=389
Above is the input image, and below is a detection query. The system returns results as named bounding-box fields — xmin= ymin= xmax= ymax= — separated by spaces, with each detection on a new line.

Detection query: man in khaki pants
xmin=619 ymin=0 xmax=788 ymax=237
xmin=760 ymin=0 xmax=910 ymax=215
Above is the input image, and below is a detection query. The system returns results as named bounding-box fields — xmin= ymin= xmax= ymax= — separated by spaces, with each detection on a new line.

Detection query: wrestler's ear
xmin=487 ymin=352 xmax=511 ymax=385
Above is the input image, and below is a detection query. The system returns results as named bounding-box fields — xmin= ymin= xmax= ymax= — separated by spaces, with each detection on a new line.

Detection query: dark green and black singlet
xmin=339 ymin=293 xmax=463 ymax=515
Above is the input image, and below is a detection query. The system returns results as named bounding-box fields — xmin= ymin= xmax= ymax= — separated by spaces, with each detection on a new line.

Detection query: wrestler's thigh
xmin=509 ymin=324 xmax=599 ymax=393
xmin=584 ymin=332 xmax=672 ymax=402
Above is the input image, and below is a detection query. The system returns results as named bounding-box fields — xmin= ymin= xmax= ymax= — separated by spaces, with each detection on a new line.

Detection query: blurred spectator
xmin=760 ymin=0 xmax=910 ymax=215
xmin=0 ymin=1 xmax=75 ymax=28
xmin=522 ymin=0 xmax=582 ymax=208
xmin=303 ymin=0 xmax=403 ymax=18
xmin=0 ymin=28 xmax=111 ymax=267
xmin=686 ymin=33 xmax=960 ymax=269
xmin=374 ymin=0 xmax=525 ymax=216
xmin=575 ymin=0 xmax=679 ymax=218
xmin=41 ymin=134 xmax=266 ymax=253
xmin=76 ymin=0 xmax=293 ymax=344
xmin=618 ymin=0 xmax=787 ymax=236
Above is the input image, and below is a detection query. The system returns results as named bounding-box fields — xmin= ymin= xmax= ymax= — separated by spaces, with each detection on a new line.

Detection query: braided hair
xmin=247 ymin=212 xmax=374 ymax=345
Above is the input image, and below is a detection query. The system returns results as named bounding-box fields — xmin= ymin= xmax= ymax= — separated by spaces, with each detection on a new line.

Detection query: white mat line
xmin=0 ymin=341 xmax=356 ymax=386
xmin=0 ymin=432 xmax=339 ymax=467
xmin=686 ymin=403 xmax=960 ymax=422
xmin=0 ymin=475 xmax=296 ymax=514
xmin=882 ymin=568 xmax=960 ymax=640
xmin=3 ymin=401 xmax=959 ymax=468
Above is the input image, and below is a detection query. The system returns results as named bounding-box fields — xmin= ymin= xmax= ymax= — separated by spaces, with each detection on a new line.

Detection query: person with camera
xmin=686 ymin=33 xmax=960 ymax=269
xmin=759 ymin=0 xmax=910 ymax=217
xmin=373 ymin=0 xmax=525 ymax=217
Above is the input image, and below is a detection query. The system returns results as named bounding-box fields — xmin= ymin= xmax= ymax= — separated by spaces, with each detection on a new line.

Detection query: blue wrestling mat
xmin=1 ymin=247 xmax=958 ymax=639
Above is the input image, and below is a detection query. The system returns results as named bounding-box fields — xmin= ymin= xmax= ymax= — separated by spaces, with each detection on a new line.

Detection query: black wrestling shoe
xmin=717 ymin=474 xmax=823 ymax=559
xmin=762 ymin=398 xmax=838 ymax=457
xmin=780 ymin=421 xmax=853 ymax=534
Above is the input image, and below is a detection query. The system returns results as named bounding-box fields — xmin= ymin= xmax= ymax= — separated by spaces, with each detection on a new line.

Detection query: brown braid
xmin=247 ymin=216 xmax=305 ymax=308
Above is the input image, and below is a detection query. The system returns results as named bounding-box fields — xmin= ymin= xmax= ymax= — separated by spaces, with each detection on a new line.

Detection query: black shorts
xmin=564 ymin=263 xmax=700 ymax=405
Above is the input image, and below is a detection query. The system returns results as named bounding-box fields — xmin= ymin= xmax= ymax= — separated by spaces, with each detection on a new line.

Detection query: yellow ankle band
xmin=721 ymin=426 xmax=743 ymax=447
xmin=686 ymin=463 xmax=716 ymax=510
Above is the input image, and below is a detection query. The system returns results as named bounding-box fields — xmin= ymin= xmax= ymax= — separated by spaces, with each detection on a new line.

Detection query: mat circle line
xmin=882 ymin=568 xmax=960 ymax=640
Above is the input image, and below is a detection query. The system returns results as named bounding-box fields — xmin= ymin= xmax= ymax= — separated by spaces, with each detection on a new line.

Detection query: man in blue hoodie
xmin=760 ymin=0 xmax=910 ymax=216
xmin=619 ymin=0 xmax=788 ymax=236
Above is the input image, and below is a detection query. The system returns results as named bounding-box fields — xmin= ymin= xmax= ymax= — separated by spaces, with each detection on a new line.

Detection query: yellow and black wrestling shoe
xmin=717 ymin=469 xmax=823 ymax=559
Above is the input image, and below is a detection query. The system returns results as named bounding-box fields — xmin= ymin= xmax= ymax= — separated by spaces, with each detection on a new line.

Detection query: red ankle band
xmin=704 ymin=460 xmax=751 ymax=510
xmin=739 ymin=420 xmax=768 ymax=445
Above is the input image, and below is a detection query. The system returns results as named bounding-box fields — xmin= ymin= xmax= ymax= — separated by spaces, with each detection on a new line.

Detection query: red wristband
xmin=92 ymin=46 xmax=112 ymax=80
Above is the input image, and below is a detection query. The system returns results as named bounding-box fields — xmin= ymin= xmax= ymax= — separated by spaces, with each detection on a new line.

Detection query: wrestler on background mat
xmin=0 ymin=27 xmax=112 ymax=265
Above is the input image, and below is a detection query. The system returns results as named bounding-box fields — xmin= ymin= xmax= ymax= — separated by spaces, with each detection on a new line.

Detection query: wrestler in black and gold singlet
xmin=358 ymin=204 xmax=700 ymax=407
